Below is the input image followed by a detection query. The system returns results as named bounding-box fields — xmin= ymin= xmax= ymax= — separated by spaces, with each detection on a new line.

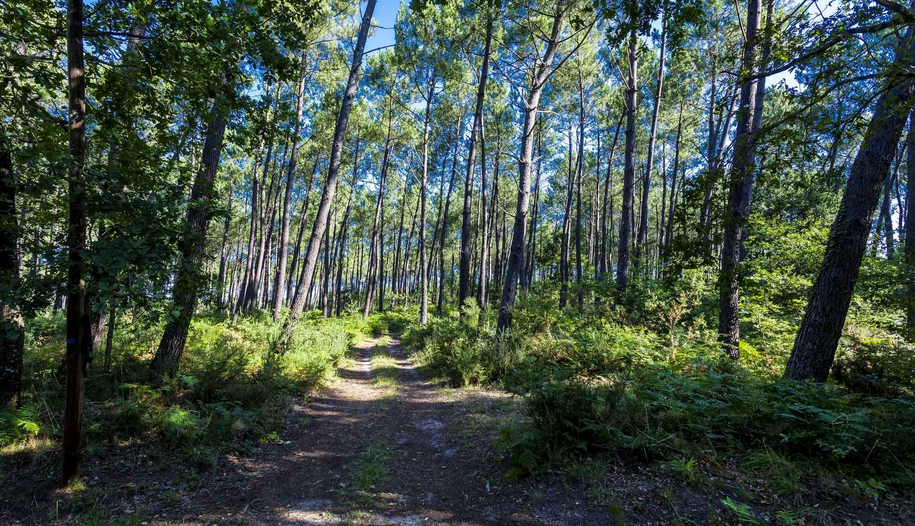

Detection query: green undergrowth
xmin=1 ymin=309 xmax=363 ymax=472
xmin=402 ymin=280 xmax=915 ymax=491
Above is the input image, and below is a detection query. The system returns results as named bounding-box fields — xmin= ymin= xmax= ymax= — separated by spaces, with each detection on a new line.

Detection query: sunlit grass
xmin=370 ymin=340 xmax=399 ymax=389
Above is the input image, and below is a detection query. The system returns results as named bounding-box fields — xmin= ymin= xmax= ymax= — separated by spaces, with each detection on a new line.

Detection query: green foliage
xmin=0 ymin=403 xmax=42 ymax=446
xmin=7 ymin=311 xmax=354 ymax=468
xmin=406 ymin=297 xmax=915 ymax=486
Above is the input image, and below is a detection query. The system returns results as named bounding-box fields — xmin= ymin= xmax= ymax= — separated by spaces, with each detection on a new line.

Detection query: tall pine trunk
xmin=273 ymin=57 xmax=309 ymax=320
xmin=282 ymin=0 xmax=375 ymax=346
xmin=717 ymin=0 xmax=762 ymax=359
xmin=0 ymin=145 xmax=24 ymax=408
xmin=151 ymin=109 xmax=227 ymax=375
xmin=497 ymin=6 xmax=565 ymax=331
xmin=785 ymin=29 xmax=915 ymax=381
xmin=63 ymin=0 xmax=92 ymax=482
xmin=460 ymin=10 xmax=493 ymax=312
xmin=635 ymin=15 xmax=668 ymax=268
xmin=616 ymin=28 xmax=638 ymax=296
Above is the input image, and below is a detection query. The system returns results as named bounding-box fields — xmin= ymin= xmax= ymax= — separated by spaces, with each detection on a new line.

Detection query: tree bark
xmin=364 ymin=97 xmax=394 ymax=317
xmin=785 ymin=30 xmax=915 ymax=381
xmin=717 ymin=0 xmax=762 ymax=359
xmin=287 ymin=157 xmax=319 ymax=305
xmin=151 ymin=108 xmax=227 ymax=375
xmin=63 ymin=0 xmax=92 ymax=482
xmin=419 ymin=76 xmax=436 ymax=326
xmin=0 ymin=145 xmax=24 ymax=408
xmin=600 ymin=112 xmax=624 ymax=279
xmin=460 ymin=9 xmax=493 ymax=312
xmin=282 ymin=0 xmax=375 ymax=346
xmin=635 ymin=15 xmax=668 ymax=267
xmin=906 ymin=112 xmax=915 ymax=336
xmin=497 ymin=5 xmax=566 ymax=331
xmin=616 ymin=28 xmax=638 ymax=296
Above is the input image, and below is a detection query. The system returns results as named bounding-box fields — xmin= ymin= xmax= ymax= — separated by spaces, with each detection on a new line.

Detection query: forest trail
xmin=181 ymin=337 xmax=621 ymax=526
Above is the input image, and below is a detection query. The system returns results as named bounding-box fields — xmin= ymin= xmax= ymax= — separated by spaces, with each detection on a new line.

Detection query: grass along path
xmin=12 ymin=336 xmax=906 ymax=525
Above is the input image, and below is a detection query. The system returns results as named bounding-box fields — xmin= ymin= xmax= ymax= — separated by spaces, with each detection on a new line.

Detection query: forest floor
xmin=3 ymin=337 xmax=913 ymax=525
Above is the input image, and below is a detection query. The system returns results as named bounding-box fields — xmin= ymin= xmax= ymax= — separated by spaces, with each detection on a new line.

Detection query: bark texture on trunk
xmin=273 ymin=57 xmax=309 ymax=320
xmin=0 ymin=145 xmax=24 ymax=408
xmin=151 ymin=109 xmax=227 ymax=375
xmin=616 ymin=29 xmax=638 ymax=296
xmin=717 ymin=0 xmax=762 ymax=359
xmin=63 ymin=0 xmax=92 ymax=483
xmin=785 ymin=31 xmax=915 ymax=381
xmin=906 ymin=113 xmax=915 ymax=336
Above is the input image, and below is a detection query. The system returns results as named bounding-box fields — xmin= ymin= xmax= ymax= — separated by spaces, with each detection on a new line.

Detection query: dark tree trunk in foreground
xmin=906 ymin=112 xmax=915 ymax=337
xmin=717 ymin=0 xmax=761 ymax=359
xmin=497 ymin=6 xmax=566 ymax=331
xmin=63 ymin=0 xmax=92 ymax=483
xmin=151 ymin=109 xmax=227 ymax=376
xmin=460 ymin=10 xmax=493 ymax=312
xmin=785 ymin=30 xmax=915 ymax=382
xmin=282 ymin=0 xmax=375 ymax=346
xmin=0 ymin=145 xmax=24 ymax=408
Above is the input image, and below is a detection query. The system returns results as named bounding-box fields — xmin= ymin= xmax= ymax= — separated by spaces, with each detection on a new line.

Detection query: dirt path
xmin=170 ymin=337 xmax=619 ymax=526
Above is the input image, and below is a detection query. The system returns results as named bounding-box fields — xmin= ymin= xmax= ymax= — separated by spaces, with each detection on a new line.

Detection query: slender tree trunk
xmin=437 ymin=115 xmax=463 ymax=314
xmin=883 ymin=173 xmax=896 ymax=258
xmin=497 ymin=6 xmax=567 ymax=331
xmin=235 ymin=136 xmax=265 ymax=315
xmin=364 ymin=99 xmax=394 ymax=317
xmin=663 ymin=103 xmax=683 ymax=268
xmin=460 ymin=10 xmax=494 ymax=312
xmin=635 ymin=15 xmax=668 ymax=267
xmin=616 ymin=28 xmax=638 ymax=296
xmin=103 ymin=307 xmax=116 ymax=372
xmin=559 ymin=126 xmax=575 ymax=307
xmin=63 ymin=0 xmax=92 ymax=482
xmin=600 ymin=112 xmax=623 ymax=279
xmin=739 ymin=0 xmax=775 ymax=263
xmin=0 ymin=145 xmax=24 ymax=408
xmin=288 ymin=157 xmax=319 ymax=305
xmin=477 ymin=120 xmax=491 ymax=309
xmin=282 ymin=0 xmax=375 ymax=346
xmin=717 ymin=0 xmax=762 ymax=359
xmin=216 ymin=186 xmax=233 ymax=310
xmin=524 ymin=124 xmax=544 ymax=289
xmin=785 ymin=29 xmax=915 ymax=381
xmin=419 ymin=77 xmax=436 ymax=326
xmin=906 ymin=112 xmax=915 ymax=336
xmin=575 ymin=74 xmax=586 ymax=308
xmin=273 ymin=57 xmax=309 ymax=320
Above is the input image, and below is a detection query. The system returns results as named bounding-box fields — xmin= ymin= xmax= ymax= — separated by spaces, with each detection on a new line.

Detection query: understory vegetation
xmin=0 ymin=311 xmax=390 ymax=472
xmin=404 ymin=254 xmax=915 ymax=490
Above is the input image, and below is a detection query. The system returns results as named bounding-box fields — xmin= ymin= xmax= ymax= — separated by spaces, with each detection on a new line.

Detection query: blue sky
xmin=365 ymin=0 xmax=400 ymax=51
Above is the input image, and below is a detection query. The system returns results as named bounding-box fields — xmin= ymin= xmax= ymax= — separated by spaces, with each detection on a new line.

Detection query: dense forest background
xmin=2 ymin=0 xmax=915 ymax=523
